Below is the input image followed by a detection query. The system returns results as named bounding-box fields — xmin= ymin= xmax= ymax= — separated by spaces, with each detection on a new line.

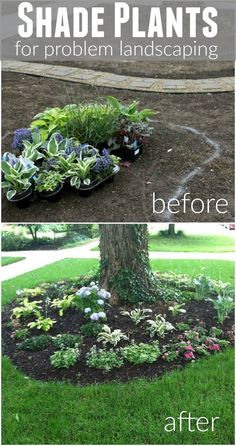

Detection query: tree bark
xmin=99 ymin=224 xmax=152 ymax=304
xmin=168 ymin=224 xmax=176 ymax=237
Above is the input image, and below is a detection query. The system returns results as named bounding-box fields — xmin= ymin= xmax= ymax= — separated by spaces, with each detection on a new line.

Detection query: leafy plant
xmin=1 ymin=158 xmax=38 ymax=200
xmin=86 ymin=346 xmax=123 ymax=372
xmin=14 ymin=328 xmax=29 ymax=340
xmin=97 ymin=325 xmax=128 ymax=346
xmin=107 ymin=96 xmax=156 ymax=123
xmin=17 ymin=335 xmax=52 ymax=351
xmin=194 ymin=274 xmax=213 ymax=300
xmin=21 ymin=129 xmax=44 ymax=161
xmin=12 ymin=298 xmax=42 ymax=319
xmin=168 ymin=303 xmax=186 ymax=317
xmin=52 ymin=334 xmax=82 ymax=349
xmin=50 ymin=347 xmax=80 ymax=369
xmin=35 ymin=170 xmax=64 ymax=193
xmin=147 ymin=315 xmax=175 ymax=338
xmin=68 ymin=158 xmax=97 ymax=189
xmin=120 ymin=308 xmax=152 ymax=325
xmin=207 ymin=295 xmax=234 ymax=324
xmin=120 ymin=341 xmax=160 ymax=364
xmin=80 ymin=322 xmax=102 ymax=337
xmin=28 ymin=316 xmax=56 ymax=332
xmin=176 ymin=322 xmax=190 ymax=331
xmin=209 ymin=327 xmax=223 ymax=338
xmin=51 ymin=295 xmax=74 ymax=316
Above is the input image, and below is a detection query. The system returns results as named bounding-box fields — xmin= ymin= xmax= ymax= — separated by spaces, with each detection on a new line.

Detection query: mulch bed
xmin=2 ymin=288 xmax=234 ymax=386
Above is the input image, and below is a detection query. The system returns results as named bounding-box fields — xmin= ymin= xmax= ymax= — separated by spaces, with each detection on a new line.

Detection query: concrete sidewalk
xmin=1 ymin=240 xmax=234 ymax=281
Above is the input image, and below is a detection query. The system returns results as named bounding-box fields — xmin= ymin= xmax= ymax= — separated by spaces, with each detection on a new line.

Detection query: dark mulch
xmin=2 ymin=72 xmax=234 ymax=223
xmin=2 ymin=290 xmax=234 ymax=386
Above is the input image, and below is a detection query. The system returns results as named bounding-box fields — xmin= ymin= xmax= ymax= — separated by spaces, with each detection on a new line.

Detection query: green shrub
xmin=52 ymin=334 xmax=82 ymax=349
xmin=80 ymin=322 xmax=101 ymax=337
xmin=50 ymin=347 xmax=80 ymax=369
xmin=17 ymin=335 xmax=52 ymax=351
xmin=14 ymin=328 xmax=29 ymax=341
xmin=86 ymin=346 xmax=123 ymax=372
xmin=120 ymin=341 xmax=161 ymax=364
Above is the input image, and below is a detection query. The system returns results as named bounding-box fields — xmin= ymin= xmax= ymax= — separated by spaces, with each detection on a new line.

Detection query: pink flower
xmin=184 ymin=352 xmax=195 ymax=359
xmin=185 ymin=345 xmax=194 ymax=351
xmin=213 ymin=343 xmax=220 ymax=351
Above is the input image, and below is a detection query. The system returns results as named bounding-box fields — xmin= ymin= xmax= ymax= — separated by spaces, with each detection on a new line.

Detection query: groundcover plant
xmin=1 ymin=97 xmax=154 ymax=207
xmin=2 ymin=271 xmax=234 ymax=385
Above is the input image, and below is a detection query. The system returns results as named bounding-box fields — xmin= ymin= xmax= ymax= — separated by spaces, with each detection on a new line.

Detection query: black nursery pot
xmin=37 ymin=183 xmax=64 ymax=202
xmin=8 ymin=186 xmax=34 ymax=209
xmin=112 ymin=143 xmax=143 ymax=162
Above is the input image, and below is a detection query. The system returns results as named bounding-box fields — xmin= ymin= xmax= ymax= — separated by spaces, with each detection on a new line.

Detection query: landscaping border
xmin=2 ymin=60 xmax=234 ymax=94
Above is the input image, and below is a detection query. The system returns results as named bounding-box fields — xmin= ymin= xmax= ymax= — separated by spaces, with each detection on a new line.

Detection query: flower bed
xmin=1 ymin=97 xmax=155 ymax=207
xmin=2 ymin=273 xmax=234 ymax=385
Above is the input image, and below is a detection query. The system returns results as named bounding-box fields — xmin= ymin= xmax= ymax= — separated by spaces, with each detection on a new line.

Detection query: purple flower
xmin=54 ymin=133 xmax=64 ymax=143
xmin=97 ymin=299 xmax=104 ymax=306
xmin=90 ymin=313 xmax=99 ymax=321
xmin=12 ymin=128 xmax=33 ymax=151
xmin=93 ymin=155 xmax=112 ymax=174
xmin=97 ymin=312 xmax=106 ymax=319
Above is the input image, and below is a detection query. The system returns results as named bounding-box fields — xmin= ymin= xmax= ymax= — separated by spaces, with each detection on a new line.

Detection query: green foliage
xmin=12 ymin=298 xmax=42 ymax=319
xmin=17 ymin=335 xmax=52 ymax=351
xmin=120 ymin=308 xmax=152 ymax=325
xmin=209 ymin=327 xmax=223 ymax=338
xmin=28 ymin=316 xmax=56 ymax=332
xmin=97 ymin=325 xmax=128 ymax=346
xmin=86 ymin=346 xmax=123 ymax=372
xmin=52 ymin=334 xmax=82 ymax=349
xmin=121 ymin=341 xmax=160 ymax=364
xmin=1 ymin=159 xmax=37 ymax=199
xmin=107 ymin=96 xmax=156 ymax=122
xmin=194 ymin=274 xmax=214 ymax=300
xmin=51 ymin=295 xmax=74 ymax=316
xmin=35 ymin=170 xmax=64 ymax=193
xmin=158 ymin=229 xmax=184 ymax=238
xmin=114 ymin=269 xmax=155 ymax=305
xmin=14 ymin=328 xmax=29 ymax=340
xmin=176 ymin=322 xmax=190 ymax=331
xmin=208 ymin=295 xmax=234 ymax=324
xmin=69 ymin=158 xmax=97 ymax=189
xmin=147 ymin=315 xmax=175 ymax=338
xmin=168 ymin=303 xmax=186 ymax=317
xmin=50 ymin=347 xmax=80 ymax=369
xmin=80 ymin=322 xmax=102 ymax=337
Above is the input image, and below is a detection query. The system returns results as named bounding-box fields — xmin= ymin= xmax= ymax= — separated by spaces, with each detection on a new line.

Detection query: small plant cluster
xmin=11 ymin=282 xmax=111 ymax=332
xmin=2 ymin=97 xmax=155 ymax=204
xmin=162 ymin=327 xmax=230 ymax=362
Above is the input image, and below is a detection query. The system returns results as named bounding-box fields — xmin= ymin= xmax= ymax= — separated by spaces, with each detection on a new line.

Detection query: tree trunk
xmin=168 ymin=224 xmax=176 ymax=237
xmin=99 ymin=224 xmax=153 ymax=304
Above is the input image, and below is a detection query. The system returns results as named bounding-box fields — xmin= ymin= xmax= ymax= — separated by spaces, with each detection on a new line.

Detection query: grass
xmin=2 ymin=350 xmax=234 ymax=445
xmin=1 ymin=257 xmax=25 ymax=267
xmin=93 ymin=235 xmax=234 ymax=253
xmin=2 ymin=258 xmax=235 ymax=445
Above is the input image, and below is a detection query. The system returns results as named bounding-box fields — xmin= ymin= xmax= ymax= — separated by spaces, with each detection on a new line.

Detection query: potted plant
xmin=35 ymin=170 xmax=65 ymax=202
xmin=1 ymin=157 xmax=37 ymax=208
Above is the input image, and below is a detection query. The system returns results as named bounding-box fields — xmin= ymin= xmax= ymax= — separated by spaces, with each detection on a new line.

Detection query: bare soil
xmin=2 ymin=72 xmax=234 ymax=223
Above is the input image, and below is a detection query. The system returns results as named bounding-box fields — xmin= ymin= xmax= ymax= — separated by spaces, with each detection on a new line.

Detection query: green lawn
xmin=148 ymin=235 xmax=235 ymax=253
xmin=1 ymin=257 xmax=25 ymax=267
xmin=2 ymin=258 xmax=235 ymax=444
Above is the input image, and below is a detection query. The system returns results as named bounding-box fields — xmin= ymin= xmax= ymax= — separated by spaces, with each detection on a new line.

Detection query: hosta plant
xmin=207 ymin=295 xmax=234 ymax=324
xmin=86 ymin=346 xmax=123 ymax=372
xmin=168 ymin=303 xmax=186 ymax=317
xmin=120 ymin=308 xmax=152 ymax=325
xmin=28 ymin=316 xmax=56 ymax=332
xmin=120 ymin=341 xmax=161 ymax=364
xmin=51 ymin=295 xmax=74 ymax=316
xmin=12 ymin=298 xmax=42 ymax=319
xmin=147 ymin=314 xmax=175 ymax=338
xmin=97 ymin=325 xmax=128 ymax=346
xmin=1 ymin=158 xmax=38 ymax=200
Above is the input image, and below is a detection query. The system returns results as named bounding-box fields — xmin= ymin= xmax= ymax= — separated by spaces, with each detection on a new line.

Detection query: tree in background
xmin=99 ymin=224 xmax=156 ymax=304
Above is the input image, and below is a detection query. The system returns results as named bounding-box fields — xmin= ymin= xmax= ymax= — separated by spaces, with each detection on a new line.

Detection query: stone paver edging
xmin=2 ymin=60 xmax=234 ymax=94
